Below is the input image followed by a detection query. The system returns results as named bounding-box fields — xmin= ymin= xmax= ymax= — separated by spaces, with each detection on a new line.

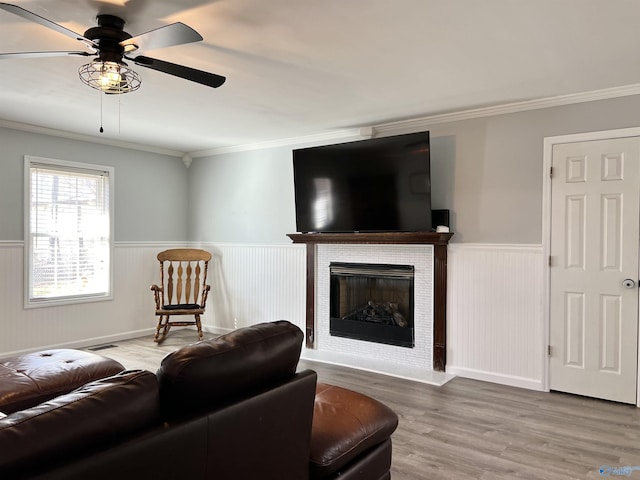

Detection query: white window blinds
xmin=26 ymin=157 xmax=113 ymax=305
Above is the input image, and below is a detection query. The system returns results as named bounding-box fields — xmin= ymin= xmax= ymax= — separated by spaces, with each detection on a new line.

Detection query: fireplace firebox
xmin=329 ymin=262 xmax=415 ymax=348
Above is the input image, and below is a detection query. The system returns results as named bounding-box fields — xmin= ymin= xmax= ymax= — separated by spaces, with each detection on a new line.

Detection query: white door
xmin=550 ymin=137 xmax=640 ymax=404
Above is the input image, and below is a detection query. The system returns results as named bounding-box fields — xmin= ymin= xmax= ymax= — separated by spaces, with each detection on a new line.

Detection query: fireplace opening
xmin=329 ymin=262 xmax=414 ymax=348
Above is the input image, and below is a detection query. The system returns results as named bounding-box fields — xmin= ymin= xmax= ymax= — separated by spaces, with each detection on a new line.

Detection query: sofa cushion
xmin=310 ymin=383 xmax=399 ymax=479
xmin=0 ymin=348 xmax=125 ymax=414
xmin=0 ymin=370 xmax=160 ymax=476
xmin=157 ymin=320 xmax=303 ymax=416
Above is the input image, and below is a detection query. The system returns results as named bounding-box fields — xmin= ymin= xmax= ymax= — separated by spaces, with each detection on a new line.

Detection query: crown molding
xmin=371 ymin=83 xmax=640 ymax=137
xmin=191 ymin=83 xmax=640 ymax=157
xmin=189 ymin=127 xmax=371 ymax=158
xmin=0 ymin=119 xmax=184 ymax=158
xmin=4 ymin=83 xmax=640 ymax=159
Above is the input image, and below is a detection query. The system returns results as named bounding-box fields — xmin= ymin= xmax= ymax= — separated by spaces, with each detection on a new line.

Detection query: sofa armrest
xmin=310 ymin=383 xmax=398 ymax=479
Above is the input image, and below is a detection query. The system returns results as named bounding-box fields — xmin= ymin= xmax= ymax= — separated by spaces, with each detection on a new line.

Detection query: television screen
xmin=293 ymin=131 xmax=431 ymax=233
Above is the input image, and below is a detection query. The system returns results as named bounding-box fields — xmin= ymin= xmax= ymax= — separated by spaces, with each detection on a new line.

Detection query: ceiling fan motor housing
xmin=83 ymin=15 xmax=132 ymax=62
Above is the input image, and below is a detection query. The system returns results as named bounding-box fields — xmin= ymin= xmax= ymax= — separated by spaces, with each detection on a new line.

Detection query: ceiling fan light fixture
xmin=78 ymin=60 xmax=141 ymax=94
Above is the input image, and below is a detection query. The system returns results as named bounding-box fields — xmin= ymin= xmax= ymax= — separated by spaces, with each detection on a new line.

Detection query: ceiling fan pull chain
xmin=99 ymin=92 xmax=104 ymax=134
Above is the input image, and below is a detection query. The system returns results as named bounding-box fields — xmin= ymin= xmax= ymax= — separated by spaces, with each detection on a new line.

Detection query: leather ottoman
xmin=0 ymin=349 xmax=125 ymax=414
xmin=310 ymin=383 xmax=399 ymax=480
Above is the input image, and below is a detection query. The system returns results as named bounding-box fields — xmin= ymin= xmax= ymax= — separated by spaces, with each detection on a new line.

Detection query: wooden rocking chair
xmin=151 ymin=248 xmax=212 ymax=343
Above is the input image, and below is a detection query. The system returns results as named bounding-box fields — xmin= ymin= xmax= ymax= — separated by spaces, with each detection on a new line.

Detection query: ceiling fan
xmin=0 ymin=2 xmax=226 ymax=94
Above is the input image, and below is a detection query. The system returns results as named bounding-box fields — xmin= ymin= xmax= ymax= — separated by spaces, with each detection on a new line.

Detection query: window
xmin=25 ymin=156 xmax=114 ymax=307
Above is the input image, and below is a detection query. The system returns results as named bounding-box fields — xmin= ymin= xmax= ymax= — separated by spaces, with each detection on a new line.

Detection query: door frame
xmin=542 ymin=126 xmax=640 ymax=406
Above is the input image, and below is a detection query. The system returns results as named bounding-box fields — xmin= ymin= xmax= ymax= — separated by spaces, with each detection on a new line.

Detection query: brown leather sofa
xmin=0 ymin=321 xmax=398 ymax=480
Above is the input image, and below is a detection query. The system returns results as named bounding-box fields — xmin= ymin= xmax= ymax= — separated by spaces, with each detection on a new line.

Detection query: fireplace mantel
xmin=288 ymin=231 xmax=453 ymax=245
xmin=287 ymin=231 xmax=453 ymax=371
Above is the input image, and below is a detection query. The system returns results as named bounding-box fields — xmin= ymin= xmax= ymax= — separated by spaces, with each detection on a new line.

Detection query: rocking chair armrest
xmin=200 ymin=284 xmax=211 ymax=309
xmin=151 ymin=284 xmax=163 ymax=310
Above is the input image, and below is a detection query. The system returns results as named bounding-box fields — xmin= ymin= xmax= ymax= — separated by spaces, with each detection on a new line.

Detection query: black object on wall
xmin=432 ymin=209 xmax=450 ymax=228
xmin=293 ymin=131 xmax=432 ymax=233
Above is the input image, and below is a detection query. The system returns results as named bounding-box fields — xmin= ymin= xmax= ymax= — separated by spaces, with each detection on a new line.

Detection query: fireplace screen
xmin=329 ymin=262 xmax=414 ymax=348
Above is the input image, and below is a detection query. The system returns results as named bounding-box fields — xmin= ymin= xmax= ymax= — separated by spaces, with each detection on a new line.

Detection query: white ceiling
xmin=1 ymin=0 xmax=640 ymax=155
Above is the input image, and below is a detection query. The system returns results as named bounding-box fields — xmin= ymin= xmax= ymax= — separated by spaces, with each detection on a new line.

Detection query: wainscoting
xmin=447 ymin=244 xmax=545 ymax=390
xmin=0 ymin=241 xmax=545 ymax=392
xmin=202 ymin=243 xmax=307 ymax=332
xmin=198 ymin=242 xmax=545 ymax=390
xmin=0 ymin=242 xmax=190 ymax=356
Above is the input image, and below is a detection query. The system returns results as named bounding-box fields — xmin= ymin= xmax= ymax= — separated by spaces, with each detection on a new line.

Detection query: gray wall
xmin=0 ymin=127 xmax=189 ymax=242
xmin=4 ymin=95 xmax=640 ymax=245
xmin=188 ymin=146 xmax=297 ymax=243
xmin=190 ymin=95 xmax=640 ymax=244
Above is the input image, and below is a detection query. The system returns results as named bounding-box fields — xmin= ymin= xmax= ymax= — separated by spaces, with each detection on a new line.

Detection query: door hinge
xmin=550 ymin=166 xmax=554 ymax=178
xmin=547 ymin=345 xmax=552 ymax=356
xmin=548 ymin=255 xmax=552 ymax=267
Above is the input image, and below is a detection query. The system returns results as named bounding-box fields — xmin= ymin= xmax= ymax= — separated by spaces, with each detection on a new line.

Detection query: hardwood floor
xmin=91 ymin=329 xmax=640 ymax=480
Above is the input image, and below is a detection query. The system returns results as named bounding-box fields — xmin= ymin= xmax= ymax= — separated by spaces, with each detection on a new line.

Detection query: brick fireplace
xmin=287 ymin=232 xmax=453 ymax=380
xmin=316 ymin=243 xmax=433 ymax=374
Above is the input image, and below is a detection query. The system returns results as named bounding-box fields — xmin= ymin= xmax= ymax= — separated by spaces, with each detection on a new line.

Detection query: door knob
xmin=622 ymin=278 xmax=637 ymax=289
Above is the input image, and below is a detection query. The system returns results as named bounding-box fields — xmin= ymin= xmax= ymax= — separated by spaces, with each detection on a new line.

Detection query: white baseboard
xmin=0 ymin=328 xmax=157 ymax=359
xmin=202 ymin=325 xmax=234 ymax=335
xmin=447 ymin=366 xmax=544 ymax=391
xmin=0 ymin=325 xmax=235 ymax=360
xmin=301 ymin=348 xmax=455 ymax=386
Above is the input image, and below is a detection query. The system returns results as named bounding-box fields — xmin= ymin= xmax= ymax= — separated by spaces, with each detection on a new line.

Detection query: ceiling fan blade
xmin=0 ymin=51 xmax=93 ymax=59
xmin=130 ymin=55 xmax=226 ymax=88
xmin=121 ymin=22 xmax=202 ymax=53
xmin=0 ymin=3 xmax=96 ymax=48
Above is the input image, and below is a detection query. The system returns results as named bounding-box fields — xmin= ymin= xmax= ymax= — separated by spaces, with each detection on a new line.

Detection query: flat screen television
xmin=293 ymin=131 xmax=431 ymax=233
